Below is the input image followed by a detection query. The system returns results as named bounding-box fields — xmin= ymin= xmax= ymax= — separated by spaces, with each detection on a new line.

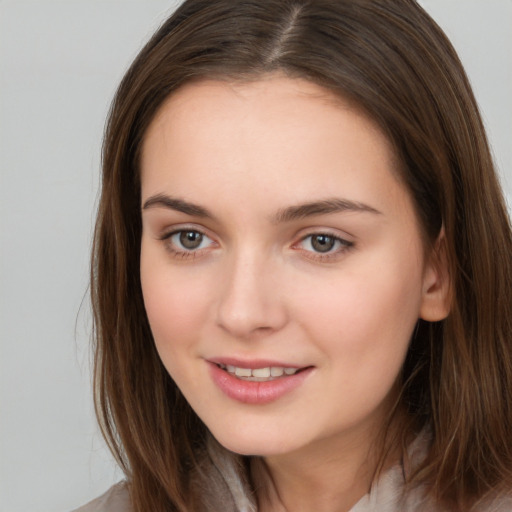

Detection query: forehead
xmin=148 ymin=75 xmax=356 ymax=122
xmin=142 ymin=76 xmax=398 ymax=172
xmin=140 ymin=76 xmax=413 ymax=222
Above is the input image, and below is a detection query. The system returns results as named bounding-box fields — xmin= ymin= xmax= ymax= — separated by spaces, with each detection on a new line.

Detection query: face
xmin=140 ymin=76 xmax=447 ymax=458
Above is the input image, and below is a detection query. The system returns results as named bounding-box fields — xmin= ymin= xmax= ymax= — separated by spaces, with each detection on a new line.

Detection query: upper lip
xmin=207 ymin=357 xmax=306 ymax=369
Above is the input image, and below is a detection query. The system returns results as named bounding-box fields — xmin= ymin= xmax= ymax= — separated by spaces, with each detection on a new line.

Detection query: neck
xmin=253 ymin=415 xmax=403 ymax=512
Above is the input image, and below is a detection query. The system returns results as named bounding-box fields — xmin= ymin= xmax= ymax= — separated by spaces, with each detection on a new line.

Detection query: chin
xmin=208 ymin=424 xmax=303 ymax=457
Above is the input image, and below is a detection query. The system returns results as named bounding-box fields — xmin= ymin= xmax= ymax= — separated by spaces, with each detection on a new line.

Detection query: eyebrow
xmin=142 ymin=194 xmax=214 ymax=218
xmin=272 ymin=198 xmax=381 ymax=223
xmin=142 ymin=194 xmax=381 ymax=222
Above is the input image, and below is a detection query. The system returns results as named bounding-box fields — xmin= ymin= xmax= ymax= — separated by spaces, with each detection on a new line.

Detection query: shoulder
xmin=475 ymin=492 xmax=512 ymax=512
xmin=71 ymin=481 xmax=132 ymax=512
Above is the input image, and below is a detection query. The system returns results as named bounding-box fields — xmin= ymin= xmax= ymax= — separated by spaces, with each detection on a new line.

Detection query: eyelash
xmin=293 ymin=232 xmax=354 ymax=262
xmin=159 ymin=229 xmax=354 ymax=262
xmin=160 ymin=228 xmax=216 ymax=260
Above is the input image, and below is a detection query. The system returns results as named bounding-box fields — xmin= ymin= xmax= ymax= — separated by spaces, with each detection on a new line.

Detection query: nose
xmin=215 ymin=250 xmax=288 ymax=339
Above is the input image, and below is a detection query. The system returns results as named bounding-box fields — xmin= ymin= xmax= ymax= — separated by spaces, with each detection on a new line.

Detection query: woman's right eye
xmin=161 ymin=229 xmax=216 ymax=257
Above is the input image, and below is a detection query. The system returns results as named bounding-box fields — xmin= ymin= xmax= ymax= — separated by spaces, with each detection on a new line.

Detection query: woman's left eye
xmin=297 ymin=233 xmax=353 ymax=256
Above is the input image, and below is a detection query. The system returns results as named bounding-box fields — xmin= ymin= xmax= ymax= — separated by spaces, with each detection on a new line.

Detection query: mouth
xmin=215 ymin=363 xmax=308 ymax=382
xmin=208 ymin=360 xmax=314 ymax=404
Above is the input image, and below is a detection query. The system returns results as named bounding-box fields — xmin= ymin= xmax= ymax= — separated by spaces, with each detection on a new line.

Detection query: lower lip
xmin=208 ymin=363 xmax=313 ymax=405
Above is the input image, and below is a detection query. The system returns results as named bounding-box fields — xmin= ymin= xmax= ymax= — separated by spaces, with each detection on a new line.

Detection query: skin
xmin=139 ymin=76 xmax=449 ymax=511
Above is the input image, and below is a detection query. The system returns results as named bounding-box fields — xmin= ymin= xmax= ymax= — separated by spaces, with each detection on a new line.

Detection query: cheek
xmin=291 ymin=249 xmax=424 ymax=375
xmin=291 ymin=262 xmax=423 ymax=430
xmin=140 ymin=248 xmax=212 ymax=361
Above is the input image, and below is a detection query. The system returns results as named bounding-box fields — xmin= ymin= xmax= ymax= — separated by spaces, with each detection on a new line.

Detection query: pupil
xmin=312 ymin=235 xmax=334 ymax=253
xmin=180 ymin=231 xmax=202 ymax=249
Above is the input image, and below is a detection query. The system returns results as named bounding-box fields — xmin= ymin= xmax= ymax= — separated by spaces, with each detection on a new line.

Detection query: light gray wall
xmin=0 ymin=1 xmax=510 ymax=511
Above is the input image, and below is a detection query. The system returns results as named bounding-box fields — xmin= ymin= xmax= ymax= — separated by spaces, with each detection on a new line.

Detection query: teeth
xmin=270 ymin=367 xmax=284 ymax=377
xmin=235 ymin=367 xmax=252 ymax=377
xmin=221 ymin=365 xmax=300 ymax=380
xmin=252 ymin=367 xmax=271 ymax=378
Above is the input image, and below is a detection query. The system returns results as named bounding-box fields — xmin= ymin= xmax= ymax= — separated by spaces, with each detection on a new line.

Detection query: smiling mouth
xmin=216 ymin=363 xmax=307 ymax=382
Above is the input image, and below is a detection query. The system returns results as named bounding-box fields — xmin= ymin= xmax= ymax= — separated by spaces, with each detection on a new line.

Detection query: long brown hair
xmin=91 ymin=1 xmax=512 ymax=510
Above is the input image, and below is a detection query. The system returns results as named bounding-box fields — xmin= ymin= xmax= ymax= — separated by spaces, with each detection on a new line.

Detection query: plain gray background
xmin=0 ymin=1 xmax=511 ymax=511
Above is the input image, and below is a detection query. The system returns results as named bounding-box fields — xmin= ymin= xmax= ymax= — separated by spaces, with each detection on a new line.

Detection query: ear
xmin=419 ymin=228 xmax=451 ymax=322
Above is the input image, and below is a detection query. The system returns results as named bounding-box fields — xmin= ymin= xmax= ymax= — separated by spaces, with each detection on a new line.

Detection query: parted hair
xmin=91 ymin=0 xmax=512 ymax=510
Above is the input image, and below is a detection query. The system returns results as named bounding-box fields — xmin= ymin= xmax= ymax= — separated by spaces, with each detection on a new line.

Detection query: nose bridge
xmin=215 ymin=243 xmax=287 ymax=338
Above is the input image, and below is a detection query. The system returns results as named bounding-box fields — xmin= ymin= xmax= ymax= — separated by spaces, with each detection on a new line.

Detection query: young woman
xmin=75 ymin=1 xmax=512 ymax=511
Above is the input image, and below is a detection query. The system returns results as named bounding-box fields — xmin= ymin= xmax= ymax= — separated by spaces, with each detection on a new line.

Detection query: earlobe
xmin=419 ymin=229 xmax=452 ymax=322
